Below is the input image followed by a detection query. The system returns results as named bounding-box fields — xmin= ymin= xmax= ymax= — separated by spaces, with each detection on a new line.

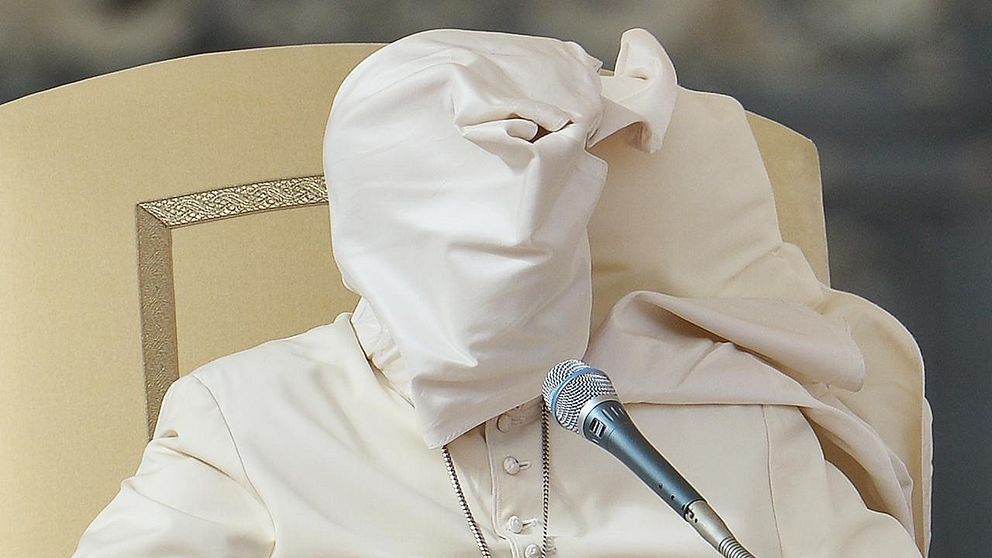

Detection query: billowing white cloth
xmin=73 ymin=28 xmax=930 ymax=557
xmin=328 ymin=28 xmax=929 ymax=548
xmin=326 ymin=29 xmax=622 ymax=449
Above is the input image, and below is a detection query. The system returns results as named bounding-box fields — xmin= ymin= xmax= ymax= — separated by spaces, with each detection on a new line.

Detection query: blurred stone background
xmin=1 ymin=1 xmax=988 ymax=555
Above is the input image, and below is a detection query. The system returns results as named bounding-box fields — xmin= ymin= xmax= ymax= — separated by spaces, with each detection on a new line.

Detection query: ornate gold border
xmin=135 ymin=175 xmax=327 ymax=437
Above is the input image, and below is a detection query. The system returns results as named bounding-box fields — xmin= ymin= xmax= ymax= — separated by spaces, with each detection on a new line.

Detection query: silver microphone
xmin=543 ymin=359 xmax=757 ymax=558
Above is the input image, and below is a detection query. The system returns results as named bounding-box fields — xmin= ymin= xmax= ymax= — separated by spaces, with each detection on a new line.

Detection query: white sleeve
xmin=72 ymin=374 xmax=275 ymax=558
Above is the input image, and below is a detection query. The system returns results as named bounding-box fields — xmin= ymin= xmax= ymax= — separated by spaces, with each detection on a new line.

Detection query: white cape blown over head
xmin=324 ymin=27 xmax=928 ymax=547
xmin=324 ymin=28 xmax=672 ymax=449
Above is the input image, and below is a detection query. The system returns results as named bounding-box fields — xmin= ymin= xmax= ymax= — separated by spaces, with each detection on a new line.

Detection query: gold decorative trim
xmin=136 ymin=175 xmax=327 ymax=437
xmin=136 ymin=206 xmax=178 ymax=438
xmin=139 ymin=175 xmax=327 ymax=227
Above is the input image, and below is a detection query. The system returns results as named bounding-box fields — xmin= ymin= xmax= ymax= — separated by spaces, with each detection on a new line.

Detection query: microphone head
xmin=543 ymin=359 xmax=618 ymax=433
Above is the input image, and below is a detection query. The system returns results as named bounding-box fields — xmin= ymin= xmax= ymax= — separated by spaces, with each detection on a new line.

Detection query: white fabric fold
xmin=586 ymin=291 xmax=913 ymax=531
xmin=591 ymin=28 xmax=678 ymax=151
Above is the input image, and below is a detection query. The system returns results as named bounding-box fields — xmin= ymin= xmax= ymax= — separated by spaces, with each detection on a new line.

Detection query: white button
xmin=496 ymin=414 xmax=513 ymax=432
xmin=525 ymin=543 xmax=541 ymax=558
xmin=503 ymin=456 xmax=528 ymax=475
xmin=507 ymin=515 xmax=523 ymax=534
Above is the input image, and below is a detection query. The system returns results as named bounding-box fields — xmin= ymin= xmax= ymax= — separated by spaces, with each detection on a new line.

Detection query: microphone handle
xmin=582 ymin=398 xmax=702 ymax=515
xmin=582 ymin=398 xmax=757 ymax=558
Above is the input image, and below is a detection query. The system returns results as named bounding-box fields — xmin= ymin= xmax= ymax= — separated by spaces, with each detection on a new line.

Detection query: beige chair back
xmin=0 ymin=43 xmax=827 ymax=557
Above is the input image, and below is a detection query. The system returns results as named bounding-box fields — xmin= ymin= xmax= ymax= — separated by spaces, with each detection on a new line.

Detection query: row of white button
xmin=492 ymin=410 xmax=547 ymax=556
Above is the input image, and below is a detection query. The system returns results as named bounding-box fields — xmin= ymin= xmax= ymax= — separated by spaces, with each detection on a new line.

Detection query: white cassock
xmin=72 ymin=29 xmax=930 ymax=557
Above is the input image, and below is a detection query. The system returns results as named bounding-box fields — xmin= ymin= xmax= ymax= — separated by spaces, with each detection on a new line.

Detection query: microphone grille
xmin=542 ymin=359 xmax=618 ymax=432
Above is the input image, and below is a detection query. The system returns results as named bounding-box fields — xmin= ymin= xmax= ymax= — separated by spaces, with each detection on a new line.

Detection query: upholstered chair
xmin=0 ymin=44 xmax=830 ymax=557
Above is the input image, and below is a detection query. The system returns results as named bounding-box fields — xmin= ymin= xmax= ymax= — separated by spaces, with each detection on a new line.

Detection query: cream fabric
xmin=73 ymin=28 xmax=929 ymax=558
xmin=586 ymin=74 xmax=931 ymax=550
xmin=72 ymin=315 xmax=921 ymax=557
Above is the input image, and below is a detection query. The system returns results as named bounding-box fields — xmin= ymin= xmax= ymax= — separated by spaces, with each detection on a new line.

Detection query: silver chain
xmin=539 ymin=404 xmax=551 ymax=557
xmin=441 ymin=402 xmax=551 ymax=558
